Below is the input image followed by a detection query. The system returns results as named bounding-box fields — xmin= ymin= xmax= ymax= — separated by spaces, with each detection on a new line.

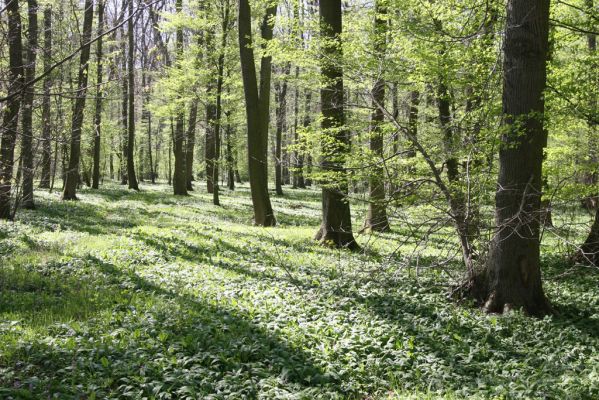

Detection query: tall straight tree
xmin=315 ymin=0 xmax=358 ymax=249
xmin=92 ymin=0 xmax=105 ymax=189
xmin=274 ymin=64 xmax=290 ymax=196
xmin=20 ymin=0 xmax=39 ymax=209
xmin=172 ymin=0 xmax=187 ymax=195
xmin=363 ymin=0 xmax=390 ymax=232
xmin=39 ymin=6 xmax=53 ymax=188
xmin=238 ymin=0 xmax=276 ymax=226
xmin=126 ymin=0 xmax=139 ymax=190
xmin=62 ymin=0 xmax=94 ymax=200
xmin=476 ymin=0 xmax=552 ymax=316
xmin=0 ymin=0 xmax=25 ymax=218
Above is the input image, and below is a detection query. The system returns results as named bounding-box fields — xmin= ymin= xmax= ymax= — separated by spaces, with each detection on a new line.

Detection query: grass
xmin=0 ymin=181 xmax=598 ymax=399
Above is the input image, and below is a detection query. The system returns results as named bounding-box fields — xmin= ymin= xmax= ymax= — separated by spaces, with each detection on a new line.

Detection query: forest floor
xmin=0 ymin=182 xmax=598 ymax=399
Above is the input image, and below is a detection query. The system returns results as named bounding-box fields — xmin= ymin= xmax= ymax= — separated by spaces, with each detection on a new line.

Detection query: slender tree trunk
xmin=476 ymin=0 xmax=552 ymax=316
xmin=92 ymin=0 xmax=104 ymax=189
xmin=363 ymin=1 xmax=390 ymax=232
xmin=39 ymin=6 xmax=53 ymax=189
xmin=186 ymin=99 xmax=198 ymax=191
xmin=62 ymin=0 xmax=94 ymax=200
xmin=226 ymin=114 xmax=235 ymax=191
xmin=315 ymin=0 xmax=358 ymax=249
xmin=0 ymin=0 xmax=25 ymax=218
xmin=238 ymin=0 xmax=276 ymax=225
xmin=274 ymin=66 xmax=289 ymax=196
xmin=19 ymin=0 xmax=39 ymax=209
xmin=172 ymin=0 xmax=187 ymax=195
xmin=126 ymin=0 xmax=139 ymax=190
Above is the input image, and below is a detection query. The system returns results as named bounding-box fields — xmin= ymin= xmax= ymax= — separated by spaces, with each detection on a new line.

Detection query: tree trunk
xmin=62 ymin=0 xmax=94 ymax=200
xmin=576 ymin=0 xmax=599 ymax=265
xmin=92 ymin=0 xmax=104 ymax=189
xmin=226 ymin=116 xmax=235 ymax=191
xmin=39 ymin=6 xmax=52 ymax=189
xmin=0 ymin=0 xmax=25 ymax=218
xmin=171 ymin=0 xmax=187 ymax=195
xmin=126 ymin=0 xmax=139 ymax=190
xmin=206 ymin=98 xmax=216 ymax=194
xmin=238 ymin=0 xmax=276 ymax=225
xmin=274 ymin=66 xmax=290 ymax=196
xmin=315 ymin=0 xmax=358 ymax=250
xmin=186 ymin=99 xmax=198 ymax=191
xmin=477 ymin=0 xmax=552 ymax=316
xmin=363 ymin=1 xmax=390 ymax=232
xmin=19 ymin=0 xmax=39 ymax=209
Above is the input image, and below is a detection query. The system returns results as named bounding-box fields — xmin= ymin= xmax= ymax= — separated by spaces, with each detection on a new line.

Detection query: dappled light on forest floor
xmin=0 ymin=183 xmax=597 ymax=399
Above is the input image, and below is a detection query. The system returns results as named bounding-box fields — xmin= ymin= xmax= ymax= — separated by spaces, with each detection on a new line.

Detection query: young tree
xmin=39 ymin=6 xmax=53 ymax=189
xmin=126 ymin=0 xmax=139 ymax=190
xmin=172 ymin=0 xmax=187 ymax=195
xmin=238 ymin=0 xmax=277 ymax=226
xmin=0 ymin=0 xmax=25 ymax=218
xmin=315 ymin=0 xmax=358 ymax=249
xmin=475 ymin=0 xmax=552 ymax=316
xmin=92 ymin=0 xmax=105 ymax=189
xmin=363 ymin=1 xmax=390 ymax=232
xmin=20 ymin=0 xmax=39 ymax=209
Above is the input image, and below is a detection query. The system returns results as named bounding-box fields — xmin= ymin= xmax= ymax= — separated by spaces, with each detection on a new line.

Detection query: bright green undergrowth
xmin=0 ymin=183 xmax=597 ymax=399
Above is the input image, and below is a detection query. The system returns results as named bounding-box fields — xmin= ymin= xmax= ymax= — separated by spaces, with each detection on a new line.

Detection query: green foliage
xmin=1 ymin=184 xmax=597 ymax=399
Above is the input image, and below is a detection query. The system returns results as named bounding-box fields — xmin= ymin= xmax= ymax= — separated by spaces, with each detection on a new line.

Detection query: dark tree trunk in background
xmin=274 ymin=65 xmax=290 ymax=196
xmin=62 ymin=0 xmax=94 ymax=200
xmin=0 ymin=0 xmax=25 ymax=218
xmin=238 ymin=0 xmax=276 ymax=226
xmin=20 ymin=0 xmax=39 ymax=209
xmin=363 ymin=1 xmax=390 ymax=232
xmin=315 ymin=0 xmax=358 ymax=250
xmin=226 ymin=116 xmax=235 ymax=191
xmin=92 ymin=0 xmax=104 ymax=189
xmin=186 ymin=100 xmax=198 ymax=191
xmin=39 ymin=6 xmax=53 ymax=189
xmin=126 ymin=0 xmax=139 ymax=190
xmin=206 ymin=97 xmax=216 ymax=194
xmin=476 ymin=0 xmax=552 ymax=316
xmin=407 ymin=90 xmax=419 ymax=158
xmin=172 ymin=0 xmax=187 ymax=195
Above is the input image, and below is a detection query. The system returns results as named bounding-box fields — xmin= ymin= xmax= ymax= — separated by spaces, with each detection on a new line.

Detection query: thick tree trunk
xmin=477 ymin=0 xmax=552 ymax=316
xmin=92 ymin=0 xmax=104 ymax=189
xmin=39 ymin=6 xmax=53 ymax=189
xmin=126 ymin=0 xmax=139 ymax=191
xmin=0 ymin=0 xmax=25 ymax=218
xmin=238 ymin=0 xmax=276 ymax=225
xmin=120 ymin=54 xmax=128 ymax=185
xmin=315 ymin=0 xmax=358 ymax=250
xmin=363 ymin=1 xmax=390 ymax=232
xmin=20 ymin=0 xmax=39 ymax=209
xmin=62 ymin=0 xmax=94 ymax=200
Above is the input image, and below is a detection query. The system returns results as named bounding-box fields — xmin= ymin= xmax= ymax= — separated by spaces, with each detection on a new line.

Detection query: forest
xmin=0 ymin=0 xmax=598 ymax=398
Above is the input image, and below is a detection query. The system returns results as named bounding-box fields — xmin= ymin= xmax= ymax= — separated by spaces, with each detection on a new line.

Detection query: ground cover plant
xmin=1 ymin=183 xmax=597 ymax=399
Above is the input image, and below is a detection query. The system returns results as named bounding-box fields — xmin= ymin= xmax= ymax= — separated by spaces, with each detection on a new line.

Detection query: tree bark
xmin=363 ymin=1 xmax=390 ymax=232
xmin=0 ymin=0 xmax=25 ymax=218
xmin=39 ymin=6 xmax=53 ymax=189
xmin=238 ymin=0 xmax=276 ymax=225
xmin=126 ymin=0 xmax=139 ymax=190
xmin=62 ymin=0 xmax=94 ymax=200
xmin=172 ymin=0 xmax=187 ymax=195
xmin=19 ymin=0 xmax=39 ymax=209
xmin=92 ymin=0 xmax=104 ymax=189
xmin=274 ymin=65 xmax=290 ymax=196
xmin=186 ymin=99 xmax=198 ymax=191
xmin=477 ymin=0 xmax=552 ymax=316
xmin=315 ymin=0 xmax=358 ymax=250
